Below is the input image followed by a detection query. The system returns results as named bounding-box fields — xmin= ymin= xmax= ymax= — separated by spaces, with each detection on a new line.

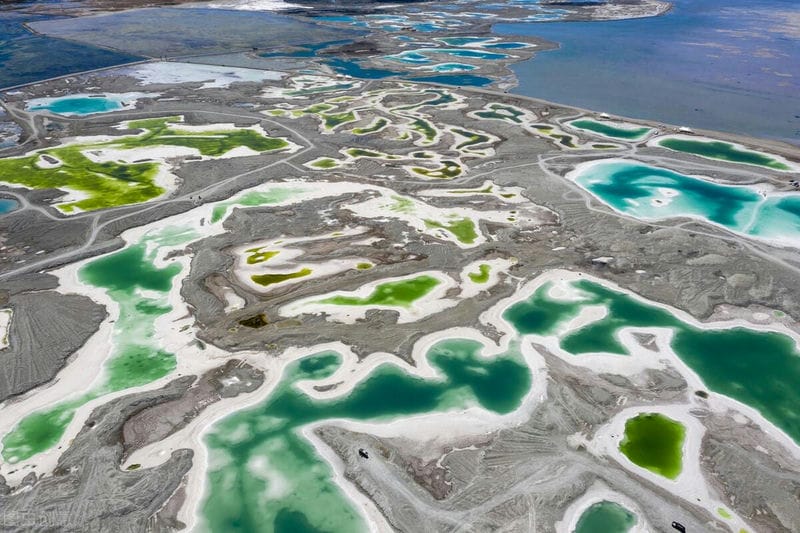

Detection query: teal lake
xmin=202 ymin=339 xmax=531 ymax=532
xmin=570 ymin=160 xmax=800 ymax=246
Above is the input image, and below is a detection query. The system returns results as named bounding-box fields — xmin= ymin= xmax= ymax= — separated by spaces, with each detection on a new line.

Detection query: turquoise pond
xmin=323 ymin=58 xmax=402 ymax=79
xmin=387 ymin=48 xmax=509 ymax=64
xmin=26 ymin=94 xmax=139 ymax=116
xmin=0 ymin=198 xmax=19 ymax=214
xmin=570 ymin=160 xmax=800 ymax=246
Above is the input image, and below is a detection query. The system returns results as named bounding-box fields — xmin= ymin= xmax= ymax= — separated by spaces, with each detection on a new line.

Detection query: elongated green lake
xmin=568 ymin=119 xmax=652 ymax=140
xmin=1 ymin=228 xmax=194 ymax=463
xmin=1 ymin=185 xmax=315 ymax=463
xmin=655 ymin=137 xmax=792 ymax=171
xmin=504 ymin=279 xmax=800 ymax=444
xmin=318 ymin=275 xmax=440 ymax=307
xmin=202 ymin=339 xmax=532 ymax=532
xmin=619 ymin=412 xmax=685 ymax=479
xmin=570 ymin=160 xmax=800 ymax=246
xmin=574 ymin=501 xmax=637 ymax=533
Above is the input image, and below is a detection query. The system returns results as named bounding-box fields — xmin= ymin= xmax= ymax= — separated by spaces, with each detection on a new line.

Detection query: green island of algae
xmin=1 ymin=228 xmax=192 ymax=463
xmin=450 ymin=127 xmax=493 ymax=153
xmin=503 ymin=279 xmax=800 ymax=444
xmin=411 ymin=160 xmax=463 ymax=179
xmin=0 ymin=116 xmax=290 ymax=213
xmin=656 ymin=137 xmax=791 ymax=171
xmin=473 ymin=103 xmax=526 ymax=124
xmin=574 ymin=501 xmax=637 ymax=533
xmin=409 ymin=118 xmax=438 ymax=144
xmin=468 ymin=263 xmax=491 ymax=283
xmin=318 ymin=275 xmax=440 ymax=307
xmin=424 ymin=217 xmax=478 ymax=245
xmin=568 ymin=118 xmax=652 ymax=140
xmin=619 ymin=412 xmax=685 ymax=479
xmin=202 ymin=338 xmax=532 ymax=533
xmin=352 ymin=117 xmax=389 ymax=135
xmin=246 ymin=249 xmax=279 ymax=265
xmin=252 ymin=268 xmax=312 ymax=287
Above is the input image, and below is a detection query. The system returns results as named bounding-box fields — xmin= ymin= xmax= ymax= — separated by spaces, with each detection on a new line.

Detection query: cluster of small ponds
xmin=2 ymin=160 xmax=794 ymax=531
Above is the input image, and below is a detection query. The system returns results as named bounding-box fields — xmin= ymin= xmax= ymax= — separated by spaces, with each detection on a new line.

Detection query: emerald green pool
xmin=318 ymin=275 xmax=440 ymax=307
xmin=1 ymin=228 xmax=194 ymax=463
xmin=655 ymin=137 xmax=792 ymax=171
xmin=574 ymin=501 xmax=637 ymax=533
xmin=568 ymin=119 xmax=652 ymax=140
xmin=619 ymin=412 xmax=685 ymax=479
xmin=503 ymin=279 xmax=800 ymax=444
xmin=202 ymin=339 xmax=532 ymax=532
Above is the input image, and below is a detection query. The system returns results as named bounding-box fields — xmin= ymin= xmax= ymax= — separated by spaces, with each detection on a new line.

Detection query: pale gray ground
xmin=0 ymin=289 xmax=105 ymax=402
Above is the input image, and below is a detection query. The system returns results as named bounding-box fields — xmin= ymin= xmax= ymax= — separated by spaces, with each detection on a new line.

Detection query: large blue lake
xmin=0 ymin=10 xmax=142 ymax=90
xmin=497 ymin=0 xmax=800 ymax=145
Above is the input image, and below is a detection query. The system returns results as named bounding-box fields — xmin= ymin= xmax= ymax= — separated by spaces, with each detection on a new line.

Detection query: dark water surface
xmin=0 ymin=10 xmax=142 ymax=89
xmin=497 ymin=0 xmax=800 ymax=144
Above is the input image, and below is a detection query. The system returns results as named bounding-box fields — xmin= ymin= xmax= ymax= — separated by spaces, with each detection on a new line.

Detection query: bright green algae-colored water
xmin=1 ymin=228 xmax=194 ymax=462
xmin=657 ymin=137 xmax=791 ymax=170
xmin=318 ymin=275 xmax=440 ymax=307
xmin=424 ymin=217 xmax=477 ymax=243
xmin=572 ymin=160 xmax=800 ymax=243
xmin=202 ymin=339 xmax=532 ymax=533
xmin=619 ymin=413 xmax=685 ymax=479
xmin=252 ymin=268 xmax=313 ymax=287
xmin=468 ymin=264 xmax=491 ymax=283
xmin=568 ymin=119 xmax=652 ymax=140
xmin=574 ymin=501 xmax=637 ymax=533
xmin=0 ymin=116 xmax=290 ymax=213
xmin=503 ymin=280 xmax=800 ymax=443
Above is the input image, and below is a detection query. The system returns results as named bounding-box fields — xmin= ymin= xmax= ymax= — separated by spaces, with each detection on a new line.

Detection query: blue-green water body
xmin=1 ymin=227 xmax=194 ymax=463
xmin=27 ymin=95 xmax=127 ymax=116
xmin=324 ymin=58 xmax=402 ymax=79
xmin=202 ymin=339 xmax=532 ymax=532
xmin=571 ymin=160 xmax=800 ymax=245
xmin=0 ymin=198 xmax=18 ymax=214
xmin=387 ymin=48 xmax=509 ymax=64
xmin=259 ymin=39 xmax=352 ymax=59
xmin=503 ymin=279 xmax=800 ymax=444
xmin=574 ymin=501 xmax=637 ymax=533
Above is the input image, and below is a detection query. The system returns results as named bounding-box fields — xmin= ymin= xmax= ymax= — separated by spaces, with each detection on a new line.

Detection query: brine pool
xmin=574 ymin=501 xmax=637 ymax=533
xmin=26 ymin=92 xmax=152 ymax=116
xmin=568 ymin=159 xmax=800 ymax=247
